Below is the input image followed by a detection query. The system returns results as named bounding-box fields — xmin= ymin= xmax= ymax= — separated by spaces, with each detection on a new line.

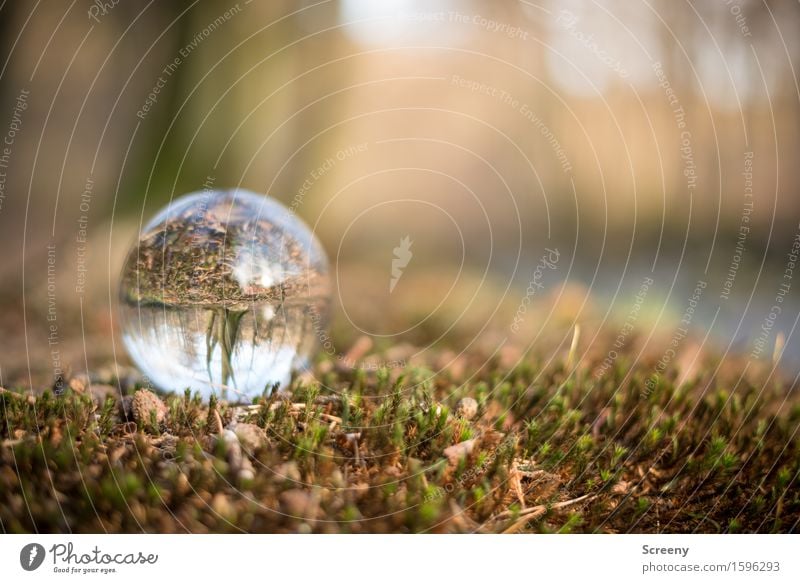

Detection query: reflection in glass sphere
xmin=119 ymin=189 xmax=330 ymax=400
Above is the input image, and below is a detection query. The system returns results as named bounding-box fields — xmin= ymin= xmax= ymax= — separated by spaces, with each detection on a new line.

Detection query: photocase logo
xmin=389 ymin=236 xmax=413 ymax=293
xmin=19 ymin=543 xmax=46 ymax=571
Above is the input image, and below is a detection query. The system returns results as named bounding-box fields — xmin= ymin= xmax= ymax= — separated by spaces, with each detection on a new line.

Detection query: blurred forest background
xmin=0 ymin=0 xmax=799 ymax=387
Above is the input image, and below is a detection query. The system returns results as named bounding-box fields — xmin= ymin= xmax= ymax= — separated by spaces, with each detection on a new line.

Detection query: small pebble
xmin=130 ymin=389 xmax=167 ymax=427
xmin=232 ymin=423 xmax=267 ymax=451
xmin=274 ymin=461 xmax=301 ymax=483
xmin=279 ymin=489 xmax=316 ymax=519
xmin=456 ymin=397 xmax=479 ymax=420
xmin=444 ymin=438 xmax=477 ymax=463
xmin=211 ymin=493 xmax=235 ymax=519
xmin=68 ymin=374 xmax=89 ymax=394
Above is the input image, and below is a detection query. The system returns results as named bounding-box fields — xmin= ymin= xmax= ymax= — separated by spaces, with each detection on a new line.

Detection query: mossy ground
xmin=1 ymin=327 xmax=799 ymax=533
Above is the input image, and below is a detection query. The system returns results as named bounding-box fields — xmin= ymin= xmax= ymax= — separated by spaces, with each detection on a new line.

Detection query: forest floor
xmin=2 ymin=320 xmax=799 ymax=533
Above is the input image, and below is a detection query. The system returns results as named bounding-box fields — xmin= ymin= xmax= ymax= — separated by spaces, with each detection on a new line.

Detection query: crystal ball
xmin=119 ymin=189 xmax=330 ymax=400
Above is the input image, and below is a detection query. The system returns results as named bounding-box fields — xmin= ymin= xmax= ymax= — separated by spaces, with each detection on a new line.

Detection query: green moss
xmin=1 ymin=332 xmax=799 ymax=533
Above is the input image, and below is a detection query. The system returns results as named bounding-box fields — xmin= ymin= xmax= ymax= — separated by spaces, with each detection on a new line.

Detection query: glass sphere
xmin=119 ymin=189 xmax=330 ymax=400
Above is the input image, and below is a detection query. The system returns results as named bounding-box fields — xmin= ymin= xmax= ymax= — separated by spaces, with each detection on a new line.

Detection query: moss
xmin=1 ymin=334 xmax=799 ymax=533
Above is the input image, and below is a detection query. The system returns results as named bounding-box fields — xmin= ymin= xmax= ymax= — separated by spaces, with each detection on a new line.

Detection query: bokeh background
xmin=0 ymin=0 xmax=799 ymax=387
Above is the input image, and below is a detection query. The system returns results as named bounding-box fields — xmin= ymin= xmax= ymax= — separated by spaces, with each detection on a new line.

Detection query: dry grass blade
xmin=497 ymin=494 xmax=597 ymax=534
